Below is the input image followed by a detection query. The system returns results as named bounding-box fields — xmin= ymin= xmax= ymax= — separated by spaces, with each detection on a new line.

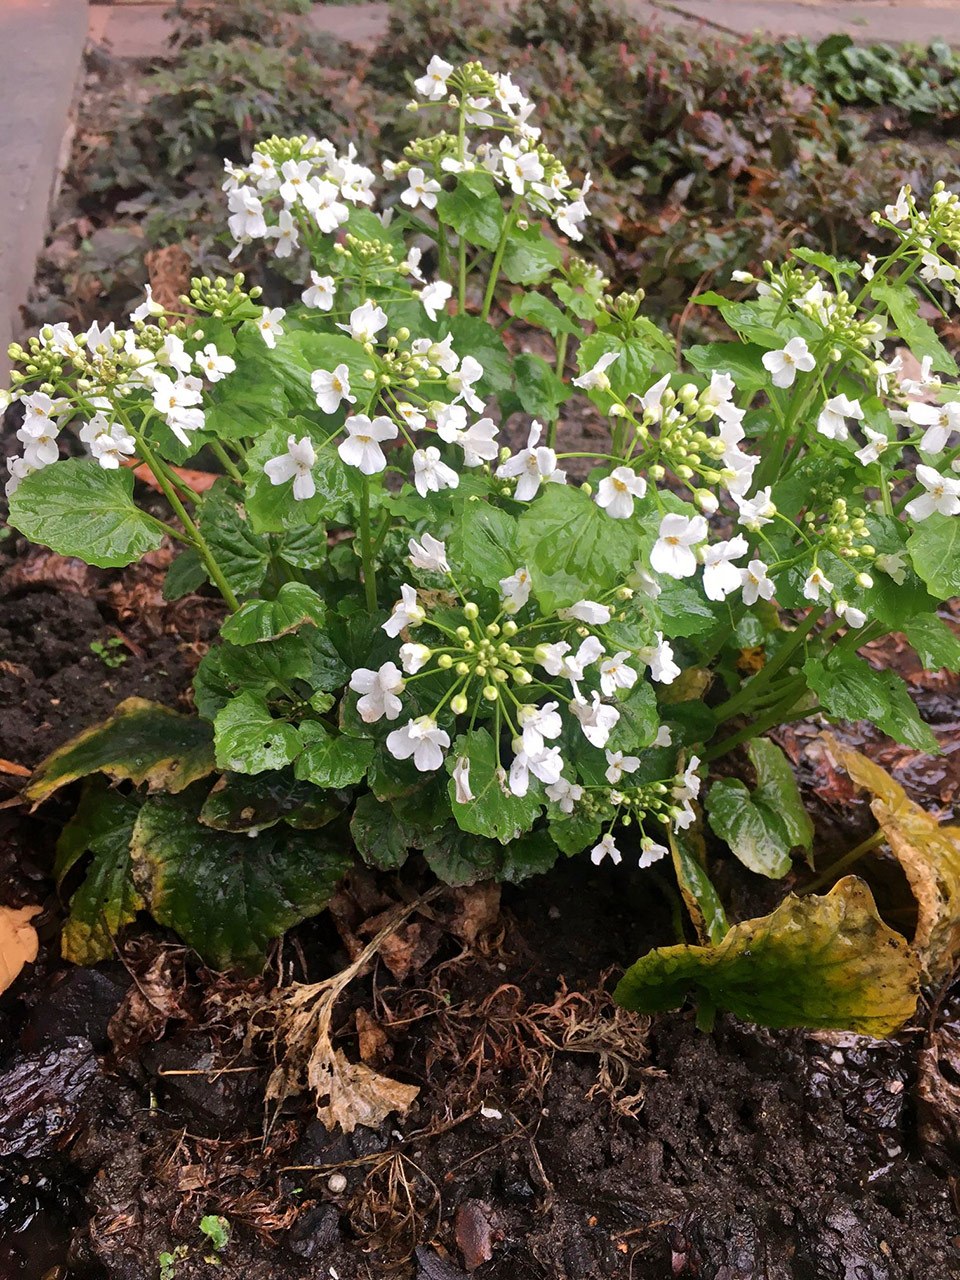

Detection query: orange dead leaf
xmin=0 ymin=904 xmax=42 ymax=994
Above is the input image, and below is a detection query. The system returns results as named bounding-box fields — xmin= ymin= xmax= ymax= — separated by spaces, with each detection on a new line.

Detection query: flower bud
xmin=502 ymin=619 xmax=518 ymax=637
xmin=438 ymin=653 xmax=453 ymax=668
xmin=463 ymin=602 xmax=479 ymax=621
xmin=456 ymin=661 xmax=470 ymax=676
xmin=482 ymin=685 xmax=499 ymax=702
xmin=513 ymin=667 xmax=533 ymax=685
xmin=456 ymin=626 xmax=470 ymax=641
xmin=451 ymin=694 xmax=468 ymax=715
xmin=856 ymin=572 xmax=874 ymax=589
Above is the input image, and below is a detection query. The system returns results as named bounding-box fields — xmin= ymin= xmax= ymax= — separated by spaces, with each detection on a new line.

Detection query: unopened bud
xmin=451 ymin=694 xmax=468 ymax=715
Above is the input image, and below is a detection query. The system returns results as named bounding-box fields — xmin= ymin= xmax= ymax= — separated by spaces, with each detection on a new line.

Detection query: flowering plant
xmin=6 ymin=60 xmax=959 ymax=1026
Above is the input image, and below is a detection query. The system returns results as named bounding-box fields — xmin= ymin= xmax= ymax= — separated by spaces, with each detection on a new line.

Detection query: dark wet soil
xmin=1 ymin=503 xmax=960 ymax=1279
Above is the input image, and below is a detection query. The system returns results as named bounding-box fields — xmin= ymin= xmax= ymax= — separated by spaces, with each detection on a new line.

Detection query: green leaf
xmin=213 ymin=692 xmax=303 ymax=775
xmin=245 ymin=421 xmax=355 ymax=534
xmin=749 ymin=737 xmax=814 ymax=855
xmin=199 ymin=770 xmax=340 ymax=833
xmin=198 ymin=482 xmax=270 ymax=596
xmin=436 ymin=171 xmax=504 ymax=251
xmin=514 ymin=352 xmax=568 ymax=421
xmin=605 ymin=681 xmax=659 ymax=755
xmin=54 ymin=781 xmax=142 ymax=965
xmin=670 ymin=827 xmax=728 ymax=945
xmin=193 ymin=635 xmax=316 ymax=719
xmin=511 ymin=292 xmax=578 ymax=338
xmin=446 ymin=316 xmax=513 ymax=395
xmin=871 ymin=280 xmax=958 ymax=375
xmin=804 ymin=653 xmax=939 ymax=753
xmin=350 ymin=793 xmax=415 ymax=870
xmin=204 ymin=347 xmax=289 ymax=440
xmin=162 ymin=547 xmax=207 ymax=600
xmin=706 ymin=778 xmax=793 ymax=878
xmin=685 ymin=342 xmax=769 ymax=395
xmin=449 ymin=501 xmax=519 ymax=592
xmin=219 ymin=582 xmax=326 ymax=645
xmin=294 ymin=721 xmax=374 ymax=788
xmin=421 ymin=822 xmax=557 ymax=885
xmin=26 ymin=697 xmax=214 ymax=804
xmin=547 ymin=807 xmax=602 ymax=857
xmin=130 ymin=792 xmax=351 ymax=972
xmin=517 ymin=483 xmax=641 ymax=612
xmin=577 ymin=328 xmax=673 ymax=402
xmin=282 ymin=330 xmax=376 ymax=407
xmin=7 ymin=458 xmax=165 ymax=569
xmin=446 ymin=728 xmax=541 ymax=842
xmin=904 ymin=613 xmax=960 ymax=672
xmin=501 ymin=222 xmax=563 ymax=284
xmin=908 ymin=513 xmax=960 ymax=598
xmin=614 ymin=876 xmax=919 ymax=1036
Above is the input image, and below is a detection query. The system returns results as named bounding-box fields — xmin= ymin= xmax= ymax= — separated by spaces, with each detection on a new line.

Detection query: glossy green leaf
xmin=446 ymin=728 xmax=541 ymax=842
xmin=7 ymin=459 xmax=165 ymax=569
xmin=904 ymin=613 xmax=960 ymax=672
xmin=294 ymin=721 xmax=374 ymax=788
xmin=219 ymin=582 xmax=326 ymax=645
xmin=193 ymin=635 xmax=316 ymax=719
xmin=199 ymin=770 xmax=340 ymax=833
xmin=449 ymin=501 xmax=519 ymax=591
xmin=26 ymin=697 xmax=215 ymax=804
xmin=511 ymin=292 xmax=578 ymax=338
xmin=514 ymin=352 xmax=568 ymax=421
xmin=908 ymin=514 xmax=960 ymax=599
xmin=614 ymin=876 xmax=919 ymax=1036
xmin=501 ymin=222 xmax=563 ymax=284
xmin=162 ymin=547 xmax=207 ymax=600
xmin=198 ymin=482 xmax=270 ymax=596
xmin=213 ymin=692 xmax=303 ymax=775
xmin=350 ymin=793 xmax=415 ymax=870
xmin=685 ymin=342 xmax=769 ymax=395
xmin=436 ymin=171 xmax=504 ymax=251
xmin=130 ymin=792 xmax=351 ymax=971
xmin=749 ymin=737 xmax=814 ymax=855
xmin=421 ymin=822 xmax=557 ymax=885
xmin=670 ymin=827 xmax=729 ymax=945
xmin=706 ymin=777 xmax=793 ymax=878
xmin=871 ymin=280 xmax=958 ymax=374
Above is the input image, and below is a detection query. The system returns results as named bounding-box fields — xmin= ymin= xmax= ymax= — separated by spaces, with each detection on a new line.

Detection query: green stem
xmin=704 ymin=677 xmax=809 ymax=762
xmin=133 ymin=431 xmax=240 ymax=612
xmin=480 ymin=202 xmax=517 ymax=322
xmin=802 ymin=829 xmax=886 ymax=895
xmin=359 ymin=476 xmax=378 ymax=612
xmin=713 ymin=609 xmax=823 ymax=723
xmin=208 ymin=439 xmax=243 ymax=484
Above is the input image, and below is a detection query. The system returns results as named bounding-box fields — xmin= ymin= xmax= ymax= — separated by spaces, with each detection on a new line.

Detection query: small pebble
xmin=327 ymin=1172 xmax=347 ymax=1194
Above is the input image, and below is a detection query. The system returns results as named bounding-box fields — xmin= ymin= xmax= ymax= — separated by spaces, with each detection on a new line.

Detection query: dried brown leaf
xmin=0 ymin=904 xmax=41 ymax=994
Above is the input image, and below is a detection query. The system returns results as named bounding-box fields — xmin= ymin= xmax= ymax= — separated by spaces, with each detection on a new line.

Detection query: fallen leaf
xmin=0 ymin=759 xmax=31 ymax=778
xmin=0 ymin=905 xmax=42 ymax=994
xmin=128 ymin=461 xmax=219 ymax=494
xmin=355 ymin=1007 xmax=391 ymax=1066
xmin=614 ymin=876 xmax=919 ymax=1037
xmin=828 ymin=737 xmax=960 ymax=983
xmin=455 ymin=1200 xmax=496 ymax=1272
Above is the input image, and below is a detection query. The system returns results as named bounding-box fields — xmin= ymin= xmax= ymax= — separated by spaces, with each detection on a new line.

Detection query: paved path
xmin=0 ymin=0 xmax=88 ymax=387
xmin=660 ymin=0 xmax=960 ymax=43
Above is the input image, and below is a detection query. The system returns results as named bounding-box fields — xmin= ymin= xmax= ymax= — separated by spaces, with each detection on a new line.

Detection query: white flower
xmin=508 ymin=745 xmax=563 ymax=797
xmin=419 ymin=280 xmax=453 ymax=322
xmin=249 ymin=149 xmax=278 ymax=190
xmin=599 ymin=651 xmax=637 ymax=697
xmin=383 ymin=584 xmax=426 ymax=638
xmin=350 ymin=661 xmax=405 ymax=722
xmin=906 ymin=401 xmax=960 ymax=454
xmin=402 ymin=166 xmax=441 ymax=209
xmin=158 ymin=333 xmax=192 ymax=376
xmin=855 ymin=426 xmax=892 ymax=466
xmin=395 ymin=401 xmax=427 ymax=433
xmin=20 ymin=391 xmax=68 ymax=433
xmin=545 ymin=775 xmax=584 ymax=813
xmin=452 ymin=756 xmax=473 ymax=804
xmin=638 ymin=372 xmax=672 ymax=421
xmin=399 ymin=643 xmax=432 ymax=674
xmin=558 ymin=600 xmax=612 ymax=625
xmin=264 ymin=434 xmax=317 ymax=501
xmin=413 ymin=333 xmax=458 ymax=373
xmin=278 ymin=158 xmax=314 ymax=205
xmin=573 ymin=351 xmax=619 ymax=391
xmin=595 ymin=467 xmax=646 ymax=520
xmin=448 ymin=355 xmax=485 ymax=412
xmin=638 ymin=837 xmax=669 ymax=869
xmin=130 ymin=284 xmax=164 ymax=322
xmin=196 ymin=343 xmax=236 ymax=383
xmin=637 ymin=632 xmax=680 ymax=684
xmin=500 ymin=141 xmax=544 ymax=194
xmin=414 ymin=55 xmax=454 ymax=100
xmin=408 ymin=532 xmax=449 ymax=572
xmin=905 ymin=464 xmax=960 ymax=520
xmin=835 ymin=600 xmax=867 ymax=629
xmin=500 ymin=566 xmax=532 ymax=613
xmin=338 ymin=300 xmax=388 ymax=344
xmin=591 ymin=833 xmax=622 ymax=867
xmin=701 ymin=535 xmax=748 ymax=602
xmin=884 ymin=184 xmax=911 ymax=223
xmin=762 ymin=337 xmax=815 ymax=389
xmin=338 ymin=414 xmax=397 ymax=475
xmin=496 ymin=421 xmax=566 ymax=501
xmin=90 ymin=422 xmax=136 ymax=470
xmin=5 ymin=454 xmax=38 ymax=496
xmin=540 ymin=636 xmax=604 ymax=686
xmin=269 ymin=208 xmax=300 ymax=258
xmin=312 ymin=364 xmax=355 ymax=415
xmin=302 ymin=271 xmax=336 ymax=310
xmin=304 ymin=178 xmax=349 ymax=232
xmin=413 ymin=446 xmax=459 ymax=497
xmin=650 ymin=513 xmax=707 ymax=579
xmin=458 ymin=417 xmax=499 ymax=467
xmin=900 ymin=354 xmax=940 ymax=398
xmin=605 ymin=749 xmax=640 ymax=785
xmin=517 ymin=702 xmax=563 ymax=757
xmin=741 ymin=559 xmax=775 ymax=605
xmin=386 ymin=716 xmax=450 ymax=771
xmin=555 ymin=199 xmax=588 ymax=241
xmin=803 ymin=566 xmax=834 ymax=602
xmin=18 ymin=424 xmax=60 ymax=467
xmin=734 ymin=486 xmax=776 ymax=531
xmin=570 ymin=692 xmax=620 ymax=748
xmin=653 ymin=725 xmax=673 ymax=748
xmin=257 ymin=306 xmax=285 ymax=349
xmin=628 ymin=564 xmax=661 ymax=599
xmin=875 ymin=552 xmax=907 ymax=584
xmin=817 ymin=394 xmax=863 ymax=441
xmin=227 ymin=186 xmax=268 ymax=241
xmin=150 ymin=374 xmax=204 ymax=445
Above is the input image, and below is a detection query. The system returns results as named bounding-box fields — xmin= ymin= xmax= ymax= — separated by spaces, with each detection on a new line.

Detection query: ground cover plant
xmin=5 ymin=55 xmax=960 ymax=1049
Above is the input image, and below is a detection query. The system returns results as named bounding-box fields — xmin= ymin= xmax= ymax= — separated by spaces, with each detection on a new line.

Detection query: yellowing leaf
xmin=0 ymin=904 xmax=42 ymax=994
xmin=829 ymin=737 xmax=960 ymax=983
xmin=615 ymin=877 xmax=919 ymax=1037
